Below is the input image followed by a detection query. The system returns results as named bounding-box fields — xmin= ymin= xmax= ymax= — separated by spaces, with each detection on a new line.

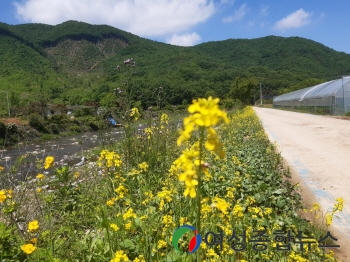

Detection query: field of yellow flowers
xmin=0 ymin=98 xmax=342 ymax=262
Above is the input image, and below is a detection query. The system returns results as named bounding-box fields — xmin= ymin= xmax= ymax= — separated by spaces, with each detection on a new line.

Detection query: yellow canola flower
xmin=288 ymin=251 xmax=309 ymax=262
xmin=110 ymin=250 xmax=129 ymax=262
xmin=0 ymin=190 xmax=6 ymax=203
xmin=177 ymin=96 xmax=228 ymax=147
xmin=144 ymin=127 xmax=153 ymax=139
xmin=110 ymin=223 xmax=119 ymax=231
xmin=44 ymin=156 xmax=54 ymax=169
xmin=133 ymin=255 xmax=146 ymax=262
xmin=130 ymin=107 xmax=141 ymax=121
xmin=30 ymin=238 xmax=37 ymax=244
xmin=311 ymin=203 xmax=321 ymax=212
xmin=160 ymin=113 xmax=169 ymax=124
xmin=325 ymin=213 xmax=333 ymax=226
xmin=211 ymin=197 xmax=230 ymax=215
xmin=36 ymin=173 xmax=45 ymax=180
xmin=334 ymin=197 xmax=344 ymax=212
xmin=21 ymin=243 xmax=36 ymax=254
xmin=123 ymin=208 xmax=137 ymax=220
xmin=124 ymin=221 xmax=132 ymax=230
xmin=232 ymin=204 xmax=244 ymax=218
xmin=138 ymin=162 xmax=149 ymax=172
xmin=173 ymin=143 xmax=200 ymax=198
xmin=187 ymin=96 xmax=229 ymax=127
xmin=157 ymin=240 xmax=167 ymax=249
xmin=28 ymin=220 xmax=39 ymax=232
xmin=98 ymin=150 xmax=122 ymax=168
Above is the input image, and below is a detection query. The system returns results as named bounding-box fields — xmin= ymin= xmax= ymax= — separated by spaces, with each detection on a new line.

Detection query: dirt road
xmin=253 ymin=107 xmax=350 ymax=261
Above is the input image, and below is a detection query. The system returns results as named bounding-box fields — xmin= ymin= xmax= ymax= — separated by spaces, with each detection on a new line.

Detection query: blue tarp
xmin=108 ymin=117 xmax=117 ymax=126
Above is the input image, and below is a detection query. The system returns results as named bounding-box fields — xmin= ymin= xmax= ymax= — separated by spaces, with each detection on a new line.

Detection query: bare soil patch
xmin=0 ymin=117 xmax=28 ymax=126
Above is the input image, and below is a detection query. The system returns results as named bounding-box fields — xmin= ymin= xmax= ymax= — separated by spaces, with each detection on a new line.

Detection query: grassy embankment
xmin=0 ymin=99 xmax=343 ymax=262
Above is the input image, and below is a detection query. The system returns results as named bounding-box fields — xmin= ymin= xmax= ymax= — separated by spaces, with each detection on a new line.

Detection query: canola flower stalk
xmin=174 ymin=96 xmax=228 ymax=262
xmin=175 ymin=97 xmax=228 ymax=198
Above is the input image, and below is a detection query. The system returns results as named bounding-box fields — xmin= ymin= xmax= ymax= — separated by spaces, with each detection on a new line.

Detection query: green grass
xmin=0 ymin=105 xmax=341 ymax=262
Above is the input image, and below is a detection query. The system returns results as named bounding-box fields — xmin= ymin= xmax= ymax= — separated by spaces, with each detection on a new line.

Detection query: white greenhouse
xmin=273 ymin=76 xmax=350 ymax=115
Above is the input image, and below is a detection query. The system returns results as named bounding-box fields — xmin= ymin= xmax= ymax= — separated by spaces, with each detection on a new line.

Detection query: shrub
xmin=28 ymin=113 xmax=48 ymax=133
xmin=0 ymin=121 xmax=6 ymax=139
xmin=74 ymin=108 xmax=93 ymax=117
xmin=47 ymin=123 xmax=60 ymax=134
xmin=69 ymin=124 xmax=82 ymax=133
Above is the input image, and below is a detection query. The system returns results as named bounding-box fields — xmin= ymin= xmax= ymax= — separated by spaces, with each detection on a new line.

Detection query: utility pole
xmin=260 ymin=83 xmax=262 ymax=106
xmin=342 ymin=76 xmax=346 ymax=114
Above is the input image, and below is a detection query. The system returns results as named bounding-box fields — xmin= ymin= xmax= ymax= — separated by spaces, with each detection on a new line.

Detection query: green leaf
xmin=166 ymin=249 xmax=183 ymax=262
xmin=277 ymin=198 xmax=286 ymax=207
xmin=121 ymin=239 xmax=135 ymax=250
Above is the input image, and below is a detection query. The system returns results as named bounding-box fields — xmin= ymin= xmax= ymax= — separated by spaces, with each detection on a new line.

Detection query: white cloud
xmin=13 ymin=0 xmax=216 ymax=37
xmin=167 ymin=32 xmax=201 ymax=46
xmin=259 ymin=5 xmax=269 ymax=17
xmin=274 ymin=9 xmax=312 ymax=31
xmin=222 ymin=4 xmax=249 ymax=23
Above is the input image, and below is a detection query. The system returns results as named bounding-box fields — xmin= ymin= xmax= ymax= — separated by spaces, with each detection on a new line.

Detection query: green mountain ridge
xmin=1 ymin=20 xmax=350 ymax=115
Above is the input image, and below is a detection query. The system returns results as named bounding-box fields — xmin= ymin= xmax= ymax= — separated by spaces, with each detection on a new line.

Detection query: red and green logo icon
xmin=172 ymin=225 xmax=202 ymax=254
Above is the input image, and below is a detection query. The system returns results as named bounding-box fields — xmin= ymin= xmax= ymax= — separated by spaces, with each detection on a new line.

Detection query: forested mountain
xmin=1 ymin=20 xmax=350 ymax=115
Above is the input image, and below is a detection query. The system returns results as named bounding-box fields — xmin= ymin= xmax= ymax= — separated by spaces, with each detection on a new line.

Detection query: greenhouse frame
xmin=273 ymin=76 xmax=350 ymax=115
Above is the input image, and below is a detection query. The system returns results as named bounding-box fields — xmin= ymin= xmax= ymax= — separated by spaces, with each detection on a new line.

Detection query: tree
xmin=228 ymin=77 xmax=258 ymax=105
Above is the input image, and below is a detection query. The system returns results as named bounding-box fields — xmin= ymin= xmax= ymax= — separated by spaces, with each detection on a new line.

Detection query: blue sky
xmin=1 ymin=0 xmax=350 ymax=54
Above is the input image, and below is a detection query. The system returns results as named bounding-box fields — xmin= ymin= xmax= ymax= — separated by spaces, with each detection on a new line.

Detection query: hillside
xmin=1 ymin=20 xmax=350 ymax=115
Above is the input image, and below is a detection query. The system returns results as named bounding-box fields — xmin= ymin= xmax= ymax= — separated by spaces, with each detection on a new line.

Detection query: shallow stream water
xmin=0 ymin=127 xmax=126 ymax=183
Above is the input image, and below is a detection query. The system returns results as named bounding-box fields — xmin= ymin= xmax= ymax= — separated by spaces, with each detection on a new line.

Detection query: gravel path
xmin=253 ymin=107 xmax=350 ymax=261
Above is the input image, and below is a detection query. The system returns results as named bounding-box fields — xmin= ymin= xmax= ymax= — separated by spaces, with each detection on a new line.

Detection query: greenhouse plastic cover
xmin=274 ymin=77 xmax=350 ymax=102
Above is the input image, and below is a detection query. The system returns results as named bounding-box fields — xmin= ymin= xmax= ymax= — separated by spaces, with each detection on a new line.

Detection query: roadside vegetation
xmin=0 ymin=98 xmax=343 ymax=261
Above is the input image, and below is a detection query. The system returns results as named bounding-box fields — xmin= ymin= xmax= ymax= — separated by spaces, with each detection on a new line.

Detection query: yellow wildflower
xmin=111 ymin=250 xmax=129 ymax=262
xmin=28 ymin=220 xmax=39 ymax=232
xmin=110 ymin=223 xmax=119 ymax=231
xmin=106 ymin=198 xmax=115 ymax=206
xmin=334 ymin=197 xmax=344 ymax=212
xmin=211 ymin=197 xmax=230 ymax=215
xmin=115 ymin=184 xmax=128 ymax=199
xmin=125 ymin=221 xmax=132 ymax=230
xmin=44 ymin=156 xmax=54 ymax=169
xmin=157 ymin=240 xmax=167 ymax=249
xmin=30 ymin=238 xmax=38 ymax=244
xmin=177 ymin=96 xmax=228 ymax=146
xmin=325 ymin=213 xmax=333 ymax=226
xmin=98 ymin=150 xmax=122 ymax=168
xmin=36 ymin=173 xmax=45 ymax=180
xmin=123 ymin=208 xmax=136 ymax=220
xmin=179 ymin=217 xmax=187 ymax=225
xmin=144 ymin=127 xmax=153 ymax=139
xmin=232 ymin=204 xmax=244 ymax=218
xmin=138 ymin=162 xmax=149 ymax=172
xmin=133 ymin=255 xmax=146 ymax=262
xmin=0 ymin=190 xmax=6 ymax=203
xmin=288 ymin=251 xmax=309 ymax=262
xmin=311 ymin=203 xmax=321 ymax=212
xmin=160 ymin=113 xmax=169 ymax=124
xmin=21 ymin=243 xmax=36 ymax=254
xmin=162 ymin=215 xmax=175 ymax=227
xmin=130 ymin=107 xmax=141 ymax=121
